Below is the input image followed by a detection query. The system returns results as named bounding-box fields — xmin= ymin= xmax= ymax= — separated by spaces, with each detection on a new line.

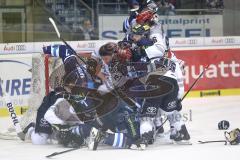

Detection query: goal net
xmin=0 ymin=53 xmax=63 ymax=140
xmin=20 ymin=53 xmax=64 ymax=128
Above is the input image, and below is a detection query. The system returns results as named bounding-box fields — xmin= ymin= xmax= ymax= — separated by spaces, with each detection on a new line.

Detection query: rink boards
xmin=0 ymin=36 xmax=240 ymax=117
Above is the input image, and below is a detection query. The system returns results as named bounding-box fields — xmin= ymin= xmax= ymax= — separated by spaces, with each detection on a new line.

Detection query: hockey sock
xmin=167 ymin=110 xmax=184 ymax=131
xmin=71 ymin=124 xmax=92 ymax=138
xmin=104 ymin=133 xmax=133 ymax=149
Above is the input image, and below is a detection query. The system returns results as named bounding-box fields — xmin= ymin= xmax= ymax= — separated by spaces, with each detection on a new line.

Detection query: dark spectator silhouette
xmin=80 ymin=19 xmax=97 ymax=40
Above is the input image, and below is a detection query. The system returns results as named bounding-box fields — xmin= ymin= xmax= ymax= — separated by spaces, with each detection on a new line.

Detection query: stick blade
xmin=46 ymin=152 xmax=57 ymax=158
xmin=49 ymin=17 xmax=61 ymax=38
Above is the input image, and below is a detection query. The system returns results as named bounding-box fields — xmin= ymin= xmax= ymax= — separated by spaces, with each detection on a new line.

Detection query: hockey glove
xmin=224 ymin=128 xmax=240 ymax=145
xmin=86 ymin=58 xmax=98 ymax=76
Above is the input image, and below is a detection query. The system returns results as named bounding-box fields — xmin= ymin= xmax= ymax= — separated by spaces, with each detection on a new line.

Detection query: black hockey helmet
xmin=218 ymin=120 xmax=230 ymax=130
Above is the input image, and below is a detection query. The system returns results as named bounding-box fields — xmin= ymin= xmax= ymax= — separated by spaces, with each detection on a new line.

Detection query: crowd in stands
xmin=125 ymin=0 xmax=224 ymax=15
xmin=206 ymin=0 xmax=224 ymax=9
xmin=45 ymin=0 xmax=224 ymax=40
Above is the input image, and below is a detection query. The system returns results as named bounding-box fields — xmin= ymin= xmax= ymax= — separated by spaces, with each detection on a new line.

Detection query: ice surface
xmin=0 ymin=96 xmax=239 ymax=160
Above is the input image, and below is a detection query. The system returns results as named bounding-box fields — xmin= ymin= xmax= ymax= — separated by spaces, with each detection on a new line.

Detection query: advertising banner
xmin=0 ymin=54 xmax=32 ymax=109
xmin=0 ymin=38 xmax=240 ymax=117
xmin=159 ymin=15 xmax=223 ymax=38
xmin=1 ymin=37 xmax=240 ymax=54
xmin=98 ymin=14 xmax=223 ymax=40
xmin=174 ymin=48 xmax=240 ymax=91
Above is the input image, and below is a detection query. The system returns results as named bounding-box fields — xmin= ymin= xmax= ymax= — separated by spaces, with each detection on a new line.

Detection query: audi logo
xmin=88 ymin=42 xmax=95 ymax=48
xmin=188 ymin=39 xmax=197 ymax=45
xmin=224 ymin=38 xmax=235 ymax=44
xmin=15 ymin=45 xmax=26 ymax=51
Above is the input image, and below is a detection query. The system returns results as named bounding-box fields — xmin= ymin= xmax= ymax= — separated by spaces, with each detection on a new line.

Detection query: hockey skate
xmin=88 ymin=127 xmax=105 ymax=150
xmin=170 ymin=125 xmax=191 ymax=145
xmin=130 ymin=130 xmax=155 ymax=150
xmin=130 ymin=137 xmax=148 ymax=150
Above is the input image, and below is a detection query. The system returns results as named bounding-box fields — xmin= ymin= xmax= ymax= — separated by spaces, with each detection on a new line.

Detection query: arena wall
xmin=0 ymin=36 xmax=240 ymax=117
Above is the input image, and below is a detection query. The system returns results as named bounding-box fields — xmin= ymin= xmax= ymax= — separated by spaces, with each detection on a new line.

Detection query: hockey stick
xmin=48 ymin=17 xmax=87 ymax=65
xmin=155 ymin=116 xmax=168 ymax=133
xmin=49 ymin=17 xmax=98 ymax=86
xmin=198 ymin=140 xmax=227 ymax=145
xmin=46 ymin=148 xmax=80 ymax=158
xmin=181 ymin=64 xmax=210 ymax=101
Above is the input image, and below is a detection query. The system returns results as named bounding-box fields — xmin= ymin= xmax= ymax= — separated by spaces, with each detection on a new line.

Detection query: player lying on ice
xmin=21 ymin=89 xmax=92 ymax=148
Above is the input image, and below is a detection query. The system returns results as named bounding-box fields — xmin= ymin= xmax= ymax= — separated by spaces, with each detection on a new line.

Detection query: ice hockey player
xmin=86 ymin=42 xmax=148 ymax=150
xmin=42 ymin=44 xmax=103 ymax=91
xmin=127 ymin=8 xmax=190 ymax=145
xmin=86 ymin=94 xmax=144 ymax=150
xmin=22 ymin=89 xmax=92 ymax=148
xmin=123 ymin=0 xmax=158 ymax=33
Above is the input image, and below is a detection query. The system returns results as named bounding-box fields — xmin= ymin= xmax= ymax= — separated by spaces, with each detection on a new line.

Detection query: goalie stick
xmin=4 ymin=95 xmax=25 ymax=141
xmin=0 ymin=78 xmax=25 ymax=140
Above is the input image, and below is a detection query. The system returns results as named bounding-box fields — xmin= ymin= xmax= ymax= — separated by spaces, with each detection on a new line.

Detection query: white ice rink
xmin=0 ymin=96 xmax=239 ymax=160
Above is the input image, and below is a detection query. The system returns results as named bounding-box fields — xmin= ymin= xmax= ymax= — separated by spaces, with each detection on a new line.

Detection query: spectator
xmin=168 ymin=0 xmax=177 ymax=7
xmin=216 ymin=0 xmax=224 ymax=9
xmin=206 ymin=0 xmax=224 ymax=9
xmin=164 ymin=1 xmax=175 ymax=15
xmin=125 ymin=0 xmax=159 ymax=11
xmin=79 ymin=19 xmax=96 ymax=40
xmin=157 ymin=0 xmax=176 ymax=15
xmin=125 ymin=0 xmax=140 ymax=10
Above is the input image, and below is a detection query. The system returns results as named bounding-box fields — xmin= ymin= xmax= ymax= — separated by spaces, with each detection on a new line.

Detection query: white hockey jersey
xmin=144 ymin=23 xmax=185 ymax=99
xmin=145 ymin=23 xmax=168 ymax=59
